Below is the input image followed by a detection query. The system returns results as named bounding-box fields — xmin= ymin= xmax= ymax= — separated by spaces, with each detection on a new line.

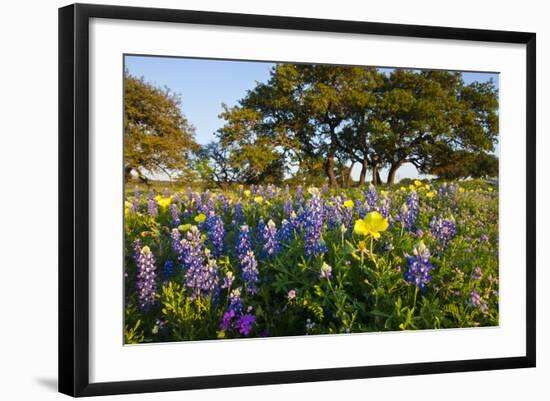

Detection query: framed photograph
xmin=58 ymin=3 xmax=536 ymax=397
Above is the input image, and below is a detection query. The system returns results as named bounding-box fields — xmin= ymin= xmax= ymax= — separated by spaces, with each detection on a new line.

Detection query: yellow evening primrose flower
xmin=425 ymin=184 xmax=430 ymax=191
xmin=408 ymin=184 xmax=415 ymax=191
xmin=157 ymin=196 xmax=173 ymax=209
xmin=414 ymin=180 xmax=422 ymax=187
xmin=400 ymin=186 xmax=406 ymax=192
xmin=380 ymin=190 xmax=388 ymax=197
xmin=194 ymin=213 xmax=206 ymax=223
xmin=343 ymin=199 xmax=354 ymax=209
xmin=488 ymin=187 xmax=494 ymax=192
xmin=178 ymin=224 xmax=191 ymax=232
xmin=244 ymin=190 xmax=251 ymax=197
xmin=459 ymin=187 xmax=465 ymax=193
xmin=426 ymin=191 xmax=436 ymax=199
xmin=254 ymin=196 xmax=264 ymax=204
xmin=353 ymin=211 xmax=389 ymax=239
xmin=125 ymin=201 xmax=132 ymax=209
xmin=307 ymin=187 xmax=319 ymax=196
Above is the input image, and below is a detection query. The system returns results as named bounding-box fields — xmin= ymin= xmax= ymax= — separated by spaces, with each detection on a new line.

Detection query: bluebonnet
xmin=228 ymin=288 xmax=244 ymax=312
xmin=378 ymin=195 xmax=391 ymax=219
xmin=354 ymin=199 xmax=368 ymax=218
xmin=296 ymin=185 xmax=304 ymax=207
xmin=147 ymin=198 xmax=158 ymax=217
xmin=133 ymin=241 xmax=157 ymax=311
xmin=290 ymin=210 xmax=302 ymax=233
xmin=430 ymin=217 xmax=457 ymax=247
xmin=170 ymin=204 xmax=180 ymax=226
xmin=365 ymin=184 xmax=378 ymax=211
xmin=236 ymin=225 xmax=253 ymax=260
xmin=283 ymin=199 xmax=293 ymax=218
xmin=303 ymin=192 xmax=327 ymax=257
xmin=218 ymin=193 xmax=231 ymax=214
xmin=256 ymin=219 xmax=266 ymax=247
xmin=220 ymin=289 xmax=242 ymax=330
xmin=324 ymin=197 xmax=344 ymax=230
xmin=265 ymin=184 xmax=277 ymax=199
xmin=404 ymin=241 xmax=433 ymax=292
xmin=397 ymin=191 xmax=419 ymax=231
xmin=205 ymin=212 xmax=225 ymax=257
xmin=170 ymin=228 xmax=185 ymax=264
xmin=197 ymin=191 xmax=215 ymax=215
xmin=241 ymin=251 xmax=259 ymax=294
xmin=232 ymin=202 xmax=244 ymax=225
xmin=181 ymin=226 xmax=219 ymax=300
xmin=262 ymin=219 xmax=279 ymax=257
xmin=277 ymin=219 xmax=294 ymax=244
xmin=325 ymin=197 xmax=353 ymax=230
xmin=221 ymin=271 xmax=235 ymax=289
xmin=235 ymin=225 xmax=259 ymax=293
xmin=438 ymin=183 xmax=450 ymax=197
xmin=162 ymin=260 xmax=175 ymax=280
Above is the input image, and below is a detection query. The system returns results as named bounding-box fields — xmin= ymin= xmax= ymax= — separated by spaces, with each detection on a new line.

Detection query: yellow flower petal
xmin=343 ymin=199 xmax=354 ymax=209
xmin=364 ymin=211 xmax=389 ymax=233
xmin=194 ymin=213 xmax=206 ymax=223
xmin=354 ymin=211 xmax=389 ymax=238
xmin=178 ymin=224 xmax=191 ymax=232
xmin=353 ymin=219 xmax=368 ymax=236
xmin=157 ymin=196 xmax=173 ymax=209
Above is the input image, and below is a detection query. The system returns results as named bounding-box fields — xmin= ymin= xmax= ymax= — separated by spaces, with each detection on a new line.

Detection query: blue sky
xmin=125 ymin=55 xmax=499 ymax=181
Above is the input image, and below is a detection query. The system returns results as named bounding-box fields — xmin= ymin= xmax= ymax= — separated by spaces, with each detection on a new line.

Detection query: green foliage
xmin=159 ymin=281 xmax=218 ymax=341
xmin=124 ymin=182 xmax=499 ymax=343
xmin=124 ymin=71 xmax=199 ymax=182
xmin=210 ymin=66 xmax=499 ymax=187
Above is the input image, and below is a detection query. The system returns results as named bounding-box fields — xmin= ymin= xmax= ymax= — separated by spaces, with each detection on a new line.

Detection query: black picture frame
xmin=58 ymin=3 xmax=536 ymax=397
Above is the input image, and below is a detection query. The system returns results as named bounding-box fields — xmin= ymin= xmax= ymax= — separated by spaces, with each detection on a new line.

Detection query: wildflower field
xmin=124 ymin=180 xmax=499 ymax=343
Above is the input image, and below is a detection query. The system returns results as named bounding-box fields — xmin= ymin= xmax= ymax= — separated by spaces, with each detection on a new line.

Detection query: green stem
xmin=369 ymin=236 xmax=379 ymax=269
xmin=412 ymin=286 xmax=419 ymax=312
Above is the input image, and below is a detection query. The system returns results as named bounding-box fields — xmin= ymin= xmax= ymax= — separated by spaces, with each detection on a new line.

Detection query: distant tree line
xmin=124 ymin=66 xmax=499 ymax=187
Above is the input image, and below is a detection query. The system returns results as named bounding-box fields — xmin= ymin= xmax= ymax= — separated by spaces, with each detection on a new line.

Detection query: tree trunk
xmin=386 ymin=161 xmax=404 ymax=185
xmin=344 ymin=162 xmax=355 ymax=187
xmin=325 ymin=127 xmax=339 ymax=188
xmin=359 ymin=159 xmax=369 ymax=186
xmin=372 ymin=164 xmax=380 ymax=186
xmin=375 ymin=169 xmax=382 ymax=186
xmin=124 ymin=166 xmax=133 ymax=181
xmin=325 ymin=155 xmax=339 ymax=188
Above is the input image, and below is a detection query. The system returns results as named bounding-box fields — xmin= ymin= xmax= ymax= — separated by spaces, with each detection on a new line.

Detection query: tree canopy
xmin=125 ymin=65 xmax=499 ymax=187
xmin=212 ymin=65 xmax=498 ymax=186
xmin=124 ymin=71 xmax=198 ymax=182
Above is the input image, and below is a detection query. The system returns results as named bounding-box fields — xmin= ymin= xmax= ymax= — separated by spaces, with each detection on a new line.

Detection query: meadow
xmin=124 ymin=180 xmax=499 ymax=343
